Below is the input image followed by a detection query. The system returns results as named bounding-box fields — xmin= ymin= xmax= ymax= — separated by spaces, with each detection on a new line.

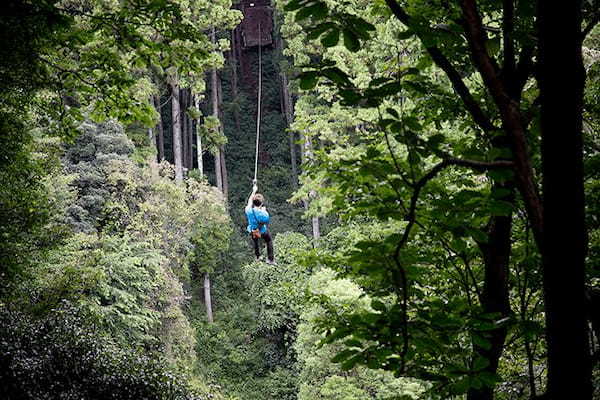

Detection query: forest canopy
xmin=0 ymin=0 xmax=598 ymax=399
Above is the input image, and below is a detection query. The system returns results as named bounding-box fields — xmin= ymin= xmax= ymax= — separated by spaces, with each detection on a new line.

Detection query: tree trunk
xmin=276 ymin=34 xmax=299 ymax=187
xmin=234 ymin=27 xmax=245 ymax=85
xmin=181 ymin=87 xmax=189 ymax=171
xmin=214 ymin=144 xmax=223 ymax=191
xmin=220 ymin=147 xmax=228 ymax=201
xmin=204 ymin=272 xmax=214 ymax=323
xmin=230 ymin=30 xmax=241 ymax=132
xmin=211 ymin=60 xmax=222 ymax=189
xmin=301 ymin=132 xmax=320 ymax=243
xmin=468 ymin=200 xmax=513 ymax=400
xmin=153 ymin=95 xmax=165 ymax=161
xmin=211 ymin=28 xmax=224 ymax=194
xmin=281 ymin=72 xmax=298 ymax=188
xmin=148 ymin=127 xmax=155 ymax=148
xmin=537 ymin=1 xmax=591 ymax=398
xmin=187 ymin=90 xmax=194 ymax=169
xmin=217 ymin=72 xmax=229 ymax=201
xmin=194 ymin=96 xmax=204 ymax=176
xmin=311 ymin=214 xmax=321 ymax=242
xmin=170 ymin=74 xmax=184 ymax=184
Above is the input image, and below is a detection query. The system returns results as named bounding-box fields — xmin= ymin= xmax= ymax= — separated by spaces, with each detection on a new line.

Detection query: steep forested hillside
xmin=0 ymin=1 xmax=598 ymax=400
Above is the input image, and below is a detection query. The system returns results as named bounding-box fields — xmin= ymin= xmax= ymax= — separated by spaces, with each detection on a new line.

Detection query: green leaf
xmin=369 ymin=77 xmax=393 ymax=87
xmin=473 ymin=334 xmax=492 ymax=350
xmin=452 ymin=377 xmax=471 ymax=394
xmin=401 ymin=67 xmax=420 ymax=77
xmin=343 ymin=29 xmax=360 ymax=52
xmin=331 ymin=348 xmax=358 ymax=362
xmin=346 ymin=15 xmax=376 ymax=36
xmin=338 ymin=89 xmax=362 ymax=105
xmin=321 ymin=327 xmax=352 ymax=344
xmin=490 ymin=187 xmax=511 ymax=199
xmin=473 ymin=356 xmax=490 ymax=371
xmin=371 ymin=300 xmax=386 ymax=312
xmin=403 ymin=116 xmax=422 ymax=131
xmin=470 ymin=377 xmax=483 ymax=389
xmin=368 ymin=81 xmax=402 ymax=98
xmin=344 ymin=339 xmax=362 ymax=348
xmin=298 ymin=71 xmax=319 ymax=90
xmin=485 ymin=36 xmax=501 ymax=56
xmin=397 ymin=30 xmax=415 ymax=40
xmin=408 ymin=150 xmax=421 ymax=165
xmin=307 ymin=22 xmax=337 ymax=40
xmin=467 ymin=228 xmax=488 ymax=243
xmin=488 ymin=199 xmax=513 ymax=216
xmin=478 ymin=371 xmax=499 ymax=386
xmin=321 ymin=28 xmax=340 ymax=47
xmin=284 ymin=0 xmax=312 ymax=12
xmin=340 ymin=354 xmax=362 ymax=370
xmin=295 ymin=2 xmax=328 ymax=22
xmin=322 ymin=67 xmax=353 ymax=87
xmin=427 ymin=134 xmax=445 ymax=148
xmin=386 ymin=108 xmax=399 ymax=119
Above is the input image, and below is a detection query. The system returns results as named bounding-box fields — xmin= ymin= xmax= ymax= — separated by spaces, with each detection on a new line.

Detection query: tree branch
xmin=502 ymin=0 xmax=516 ymax=79
xmin=460 ymin=0 xmax=506 ymax=105
xmin=514 ymin=45 xmax=535 ymax=97
xmin=388 ymin=155 xmax=513 ymax=373
xmin=459 ymin=0 xmax=544 ymax=247
xmin=384 ymin=0 xmax=496 ymax=133
xmin=446 ymin=157 xmax=514 ymax=170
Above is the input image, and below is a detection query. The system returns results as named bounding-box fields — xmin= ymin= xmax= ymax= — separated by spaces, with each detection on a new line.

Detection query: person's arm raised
xmin=246 ymin=182 xmax=258 ymax=209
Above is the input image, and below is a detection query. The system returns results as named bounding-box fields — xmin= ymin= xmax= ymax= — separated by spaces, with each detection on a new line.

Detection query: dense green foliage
xmin=271 ymin=0 xmax=598 ymax=398
xmin=0 ymin=304 xmax=202 ymax=400
xmin=1 ymin=0 xmax=598 ymax=399
xmin=0 ymin=1 xmax=236 ymax=397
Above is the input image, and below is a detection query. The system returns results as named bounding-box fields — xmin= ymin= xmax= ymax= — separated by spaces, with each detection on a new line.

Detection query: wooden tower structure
xmin=239 ymin=0 xmax=273 ymax=48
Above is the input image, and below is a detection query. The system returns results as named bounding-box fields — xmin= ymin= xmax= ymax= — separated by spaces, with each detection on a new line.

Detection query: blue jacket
xmin=245 ymin=206 xmax=270 ymax=234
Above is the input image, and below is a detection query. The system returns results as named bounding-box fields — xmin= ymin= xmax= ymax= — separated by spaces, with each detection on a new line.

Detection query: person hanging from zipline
xmin=245 ymin=180 xmax=275 ymax=264
xmin=246 ymin=22 xmax=274 ymax=263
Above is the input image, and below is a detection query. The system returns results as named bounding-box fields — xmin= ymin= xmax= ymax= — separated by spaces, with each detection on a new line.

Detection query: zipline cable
xmin=253 ymin=22 xmax=262 ymax=185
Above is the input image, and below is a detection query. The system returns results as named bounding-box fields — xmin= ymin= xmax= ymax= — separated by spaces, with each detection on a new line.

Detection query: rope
xmin=253 ymin=23 xmax=262 ymax=184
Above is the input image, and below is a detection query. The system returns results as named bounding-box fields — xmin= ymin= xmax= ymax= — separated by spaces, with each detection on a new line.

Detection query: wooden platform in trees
xmin=239 ymin=0 xmax=273 ymax=48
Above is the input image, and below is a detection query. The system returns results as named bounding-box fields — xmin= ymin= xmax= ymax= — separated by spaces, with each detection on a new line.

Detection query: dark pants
xmin=251 ymin=231 xmax=274 ymax=262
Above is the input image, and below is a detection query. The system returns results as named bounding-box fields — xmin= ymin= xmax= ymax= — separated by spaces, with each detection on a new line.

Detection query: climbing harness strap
xmin=253 ymin=23 xmax=262 ymax=184
xmin=251 ymin=207 xmax=264 ymax=239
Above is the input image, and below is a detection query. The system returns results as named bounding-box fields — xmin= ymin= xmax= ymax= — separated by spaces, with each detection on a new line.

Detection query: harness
xmin=251 ymin=207 xmax=266 ymax=239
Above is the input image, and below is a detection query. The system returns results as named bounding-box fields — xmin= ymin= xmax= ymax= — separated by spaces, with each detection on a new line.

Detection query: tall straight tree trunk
xmin=229 ymin=30 xmax=241 ymax=132
xmin=204 ymin=273 xmax=213 ymax=323
xmin=301 ymin=132 xmax=320 ymax=243
xmin=148 ymin=127 xmax=155 ymax=148
xmin=220 ymin=148 xmax=228 ymax=201
xmin=205 ymin=27 xmax=220 ymax=323
xmin=187 ymin=90 xmax=194 ymax=169
xmin=169 ymin=73 xmax=184 ymax=184
xmin=217 ymin=72 xmax=229 ymax=202
xmin=538 ymin=1 xmax=591 ymax=398
xmin=276 ymin=34 xmax=298 ymax=187
xmin=280 ymin=71 xmax=298 ymax=188
xmin=194 ymin=96 xmax=204 ymax=176
xmin=211 ymin=28 xmax=223 ymax=194
xmin=181 ymin=87 xmax=189 ymax=171
xmin=311 ymin=212 xmax=321 ymax=242
xmin=153 ymin=95 xmax=165 ymax=161
xmin=234 ymin=27 xmax=245 ymax=84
